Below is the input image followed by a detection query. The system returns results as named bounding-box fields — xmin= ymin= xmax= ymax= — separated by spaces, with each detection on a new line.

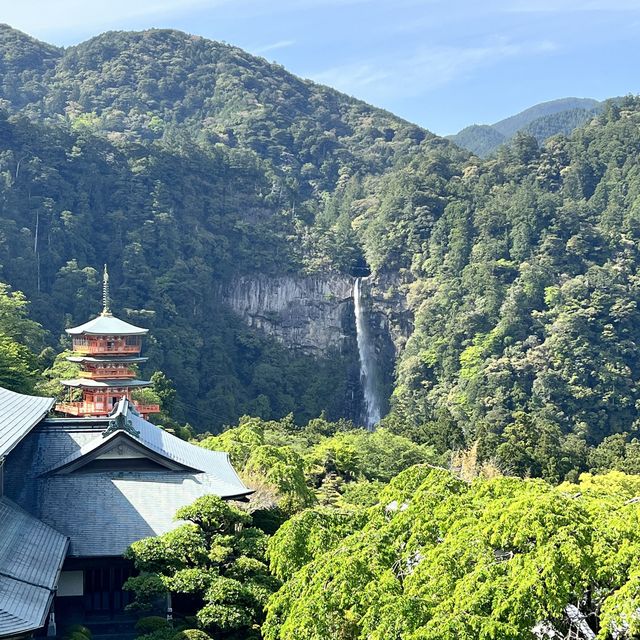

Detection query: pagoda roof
xmin=60 ymin=378 xmax=151 ymax=389
xmin=67 ymin=355 xmax=147 ymax=364
xmin=0 ymin=387 xmax=55 ymax=457
xmin=66 ymin=313 xmax=148 ymax=336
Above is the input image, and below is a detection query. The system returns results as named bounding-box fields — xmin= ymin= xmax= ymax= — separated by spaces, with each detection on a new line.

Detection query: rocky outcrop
xmin=220 ymin=274 xmax=355 ymax=355
xmin=363 ymin=272 xmax=414 ymax=355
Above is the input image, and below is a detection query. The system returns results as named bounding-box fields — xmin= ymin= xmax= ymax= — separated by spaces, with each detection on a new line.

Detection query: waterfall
xmin=354 ymin=277 xmax=382 ymax=429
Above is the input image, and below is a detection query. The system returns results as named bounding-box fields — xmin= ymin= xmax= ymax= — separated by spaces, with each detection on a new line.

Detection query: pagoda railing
xmin=56 ymin=401 xmax=161 ymax=417
xmin=136 ymin=403 xmax=161 ymax=415
xmin=73 ymin=344 xmax=141 ymax=355
xmin=78 ymin=369 xmax=136 ymax=379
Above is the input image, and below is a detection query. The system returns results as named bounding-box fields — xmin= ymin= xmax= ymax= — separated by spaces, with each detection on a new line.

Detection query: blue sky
xmin=4 ymin=0 xmax=640 ymax=134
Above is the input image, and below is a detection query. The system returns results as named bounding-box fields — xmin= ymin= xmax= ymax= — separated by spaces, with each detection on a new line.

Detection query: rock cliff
xmin=220 ymin=274 xmax=355 ymax=355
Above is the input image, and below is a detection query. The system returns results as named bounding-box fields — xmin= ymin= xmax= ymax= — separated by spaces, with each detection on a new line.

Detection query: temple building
xmin=0 ymin=273 xmax=251 ymax=638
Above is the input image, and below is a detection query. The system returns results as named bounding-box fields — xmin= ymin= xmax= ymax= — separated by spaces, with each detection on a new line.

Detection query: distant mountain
xmin=491 ymin=97 xmax=601 ymax=137
xmin=447 ymin=124 xmax=506 ymax=158
xmin=448 ymin=97 xmax=603 ymax=156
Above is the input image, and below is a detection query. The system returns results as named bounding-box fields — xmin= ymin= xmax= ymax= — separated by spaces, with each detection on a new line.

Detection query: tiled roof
xmin=67 ymin=356 xmax=147 ymax=363
xmin=66 ymin=313 xmax=148 ymax=336
xmin=41 ymin=400 xmax=243 ymax=479
xmin=0 ymin=498 xmax=68 ymax=638
xmin=60 ymin=378 xmax=151 ymax=388
xmin=39 ymin=473 xmax=248 ymax=557
xmin=0 ymin=387 xmax=54 ymax=457
xmin=3 ymin=399 xmax=252 ymax=558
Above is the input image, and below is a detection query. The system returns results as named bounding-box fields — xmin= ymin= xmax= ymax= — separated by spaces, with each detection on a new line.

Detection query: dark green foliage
xmin=135 ymin=617 xmax=171 ymax=634
xmin=172 ymin=631 xmax=212 ymax=640
xmin=449 ymin=97 xmax=603 ymax=157
xmin=62 ymin=625 xmax=92 ymax=640
xmin=387 ymin=96 xmax=640 ymax=481
xmin=2 ymin=24 xmax=640 ymax=482
xmin=447 ymin=124 xmax=506 ymax=157
xmin=125 ymin=496 xmax=278 ymax=640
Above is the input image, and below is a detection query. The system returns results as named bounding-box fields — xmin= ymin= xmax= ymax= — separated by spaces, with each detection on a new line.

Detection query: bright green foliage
xmin=125 ymin=495 xmax=278 ymax=639
xmin=245 ymin=445 xmax=316 ymax=514
xmin=267 ymin=507 xmax=366 ymax=581
xmin=200 ymin=417 xmax=269 ymax=468
xmin=199 ymin=416 xmax=444 ymax=513
xmin=36 ymin=350 xmax=81 ymax=398
xmin=0 ymin=283 xmax=44 ymax=393
xmin=305 ymin=428 xmax=441 ymax=484
xmin=264 ymin=467 xmax=640 ymax=640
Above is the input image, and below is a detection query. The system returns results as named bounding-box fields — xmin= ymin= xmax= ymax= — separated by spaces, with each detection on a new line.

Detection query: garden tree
xmin=267 ymin=507 xmax=366 ymax=581
xmin=264 ymin=466 xmax=640 ymax=640
xmin=0 ymin=282 xmax=44 ymax=392
xmin=199 ymin=416 xmax=445 ymax=513
xmin=243 ymin=445 xmax=315 ymax=515
xmin=124 ymin=495 xmax=278 ymax=640
xmin=304 ymin=428 xmax=441 ymax=485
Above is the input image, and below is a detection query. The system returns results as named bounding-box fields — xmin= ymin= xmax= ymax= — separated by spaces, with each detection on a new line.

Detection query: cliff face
xmin=220 ymin=272 xmax=414 ymax=425
xmin=220 ymin=274 xmax=356 ymax=355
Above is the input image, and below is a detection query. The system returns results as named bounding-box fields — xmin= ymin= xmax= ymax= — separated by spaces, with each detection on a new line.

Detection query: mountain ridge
xmin=448 ymin=96 xmax=604 ymax=156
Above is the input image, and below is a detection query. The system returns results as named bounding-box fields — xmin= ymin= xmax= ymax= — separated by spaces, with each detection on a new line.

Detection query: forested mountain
xmin=2 ymin=25 xmax=640 ymax=484
xmin=448 ymin=97 xmax=603 ymax=156
xmin=5 ymin=22 xmax=640 ymax=638
xmin=0 ymin=25 xmax=460 ymax=429
xmin=492 ymin=97 xmax=601 ymax=137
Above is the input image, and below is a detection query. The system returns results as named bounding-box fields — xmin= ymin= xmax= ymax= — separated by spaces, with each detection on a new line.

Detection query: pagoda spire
xmin=102 ymin=264 xmax=112 ymax=316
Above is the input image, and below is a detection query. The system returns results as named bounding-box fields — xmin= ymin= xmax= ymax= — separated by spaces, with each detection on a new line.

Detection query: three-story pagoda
xmin=56 ymin=266 xmax=160 ymax=418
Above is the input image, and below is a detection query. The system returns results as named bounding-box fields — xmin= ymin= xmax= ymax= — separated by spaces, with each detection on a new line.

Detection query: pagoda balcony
xmin=55 ymin=401 xmax=161 ymax=417
xmin=78 ymin=369 xmax=137 ymax=380
xmin=73 ymin=343 xmax=142 ymax=355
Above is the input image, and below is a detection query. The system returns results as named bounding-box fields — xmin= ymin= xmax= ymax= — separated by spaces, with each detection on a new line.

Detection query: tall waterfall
xmin=354 ymin=277 xmax=382 ymax=429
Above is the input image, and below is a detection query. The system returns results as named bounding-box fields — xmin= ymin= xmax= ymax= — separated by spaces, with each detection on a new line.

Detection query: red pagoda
xmin=55 ymin=266 xmax=160 ymax=418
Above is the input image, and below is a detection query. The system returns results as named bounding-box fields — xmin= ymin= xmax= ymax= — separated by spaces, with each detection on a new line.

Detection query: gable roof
xmin=0 ymin=387 xmax=54 ymax=457
xmin=0 ymin=498 xmax=68 ymax=638
xmin=66 ymin=313 xmax=148 ymax=336
xmin=2 ymin=398 xmax=252 ymax=558
xmin=43 ymin=398 xmax=247 ymax=485
xmin=42 ymin=429 xmax=202 ymax=475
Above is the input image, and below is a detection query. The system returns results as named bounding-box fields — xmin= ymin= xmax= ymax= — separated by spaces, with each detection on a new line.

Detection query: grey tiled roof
xmin=66 ymin=313 xmax=148 ymax=336
xmin=0 ymin=387 xmax=54 ymax=457
xmin=39 ymin=473 xmax=247 ymax=556
xmin=0 ymin=498 xmax=68 ymax=638
xmin=3 ymin=399 xmax=252 ymax=558
xmin=60 ymin=378 xmax=151 ymax=388
xmin=67 ymin=356 xmax=147 ymax=363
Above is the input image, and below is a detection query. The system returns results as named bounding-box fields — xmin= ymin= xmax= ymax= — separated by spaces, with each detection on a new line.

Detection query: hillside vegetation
xmin=1 ymin=26 xmax=640 ymax=484
xmin=448 ymin=97 xmax=603 ymax=156
xmin=3 ymin=23 xmax=640 ymax=639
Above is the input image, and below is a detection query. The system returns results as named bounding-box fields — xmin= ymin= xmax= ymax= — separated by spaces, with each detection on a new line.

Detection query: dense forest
xmin=3 ymin=22 xmax=640 ymax=639
xmin=2 ymin=25 xmax=640 ymax=481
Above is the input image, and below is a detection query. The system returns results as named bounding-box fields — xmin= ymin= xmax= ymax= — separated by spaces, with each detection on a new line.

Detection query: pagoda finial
xmin=102 ymin=264 xmax=112 ymax=316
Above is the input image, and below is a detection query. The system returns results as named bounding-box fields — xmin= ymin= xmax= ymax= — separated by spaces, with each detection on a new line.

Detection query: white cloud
xmin=252 ymin=39 xmax=296 ymax=55
xmin=310 ymin=39 xmax=558 ymax=101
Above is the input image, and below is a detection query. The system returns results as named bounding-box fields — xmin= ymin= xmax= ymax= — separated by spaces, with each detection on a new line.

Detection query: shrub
xmin=173 ymin=630 xmax=213 ymax=640
xmin=135 ymin=616 xmax=170 ymax=634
